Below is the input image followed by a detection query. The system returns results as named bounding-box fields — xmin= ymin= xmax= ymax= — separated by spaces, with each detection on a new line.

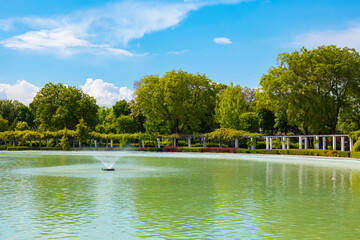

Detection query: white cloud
xmin=0 ymin=80 xmax=39 ymax=105
xmin=0 ymin=0 xmax=247 ymax=56
xmin=293 ymin=26 xmax=360 ymax=50
xmin=214 ymin=37 xmax=232 ymax=45
xmin=167 ymin=49 xmax=190 ymax=55
xmin=81 ymin=78 xmax=134 ymax=107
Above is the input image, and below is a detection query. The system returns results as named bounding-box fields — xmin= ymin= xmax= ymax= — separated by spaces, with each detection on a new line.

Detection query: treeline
xmin=1 ymin=45 xmax=360 ymax=137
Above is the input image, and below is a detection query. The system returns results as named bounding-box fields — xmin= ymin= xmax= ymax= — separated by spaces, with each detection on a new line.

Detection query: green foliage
xmin=115 ymin=115 xmax=138 ymax=133
xmin=350 ymin=152 xmax=360 ymax=158
xmin=0 ymin=100 xmax=23 ymax=129
xmin=215 ymin=83 xmax=254 ymax=129
xmin=113 ymin=100 xmax=131 ymax=117
xmin=16 ymin=105 xmax=35 ymax=128
xmin=40 ymin=147 xmax=62 ymax=150
xmin=206 ymin=128 xmax=260 ymax=141
xmin=178 ymin=147 xmax=203 ymax=152
xmin=235 ymin=149 xmax=251 ymax=153
xmin=352 ymin=140 xmax=360 ymax=152
xmin=31 ymin=83 xmax=99 ymax=131
xmin=15 ymin=121 xmax=30 ymax=131
xmin=7 ymin=146 xmax=40 ymax=151
xmin=0 ymin=116 xmax=8 ymax=132
xmin=259 ymin=45 xmax=360 ymax=134
xmin=257 ymin=109 xmax=275 ymax=135
xmin=59 ymin=128 xmax=71 ymax=151
xmin=135 ymin=69 xmax=221 ymax=134
xmin=76 ymin=118 xmax=90 ymax=142
xmin=238 ymin=112 xmax=260 ymax=132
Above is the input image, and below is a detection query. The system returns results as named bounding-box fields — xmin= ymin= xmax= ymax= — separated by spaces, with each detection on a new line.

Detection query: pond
xmin=0 ymin=152 xmax=359 ymax=239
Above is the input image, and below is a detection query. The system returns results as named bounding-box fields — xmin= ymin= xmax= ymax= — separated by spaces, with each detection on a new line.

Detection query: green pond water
xmin=1 ymin=152 xmax=360 ymax=239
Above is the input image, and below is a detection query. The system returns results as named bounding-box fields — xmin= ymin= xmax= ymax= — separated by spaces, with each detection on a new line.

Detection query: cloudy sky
xmin=1 ymin=0 xmax=360 ymax=106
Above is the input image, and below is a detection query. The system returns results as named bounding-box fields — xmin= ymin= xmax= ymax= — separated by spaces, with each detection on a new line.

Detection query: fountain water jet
xmin=94 ymin=154 xmax=118 ymax=171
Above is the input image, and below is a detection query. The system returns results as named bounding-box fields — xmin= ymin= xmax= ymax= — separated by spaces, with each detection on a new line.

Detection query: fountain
xmin=94 ymin=154 xmax=118 ymax=171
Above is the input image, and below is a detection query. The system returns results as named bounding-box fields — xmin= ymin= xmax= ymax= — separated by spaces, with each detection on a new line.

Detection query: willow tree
xmin=135 ymin=70 xmax=223 ymax=134
xmin=259 ymin=45 xmax=360 ymax=134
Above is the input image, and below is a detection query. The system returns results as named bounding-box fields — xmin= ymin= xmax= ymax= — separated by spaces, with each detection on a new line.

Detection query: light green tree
xmin=215 ymin=83 xmax=254 ymax=130
xmin=259 ymin=45 xmax=360 ymax=134
xmin=31 ymin=83 xmax=99 ymax=131
xmin=135 ymin=70 xmax=222 ymax=134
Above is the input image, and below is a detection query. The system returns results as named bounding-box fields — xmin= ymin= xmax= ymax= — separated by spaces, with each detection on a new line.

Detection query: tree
xmin=238 ymin=112 xmax=260 ymax=133
xmin=59 ymin=128 xmax=71 ymax=151
xmin=115 ymin=115 xmax=138 ymax=133
xmin=0 ymin=116 xmax=8 ymax=132
xmin=113 ymin=100 xmax=131 ymax=118
xmin=16 ymin=105 xmax=35 ymax=129
xmin=135 ymin=70 xmax=221 ymax=134
xmin=259 ymin=45 xmax=360 ymax=134
xmin=215 ymin=83 xmax=254 ymax=129
xmin=0 ymin=100 xmax=23 ymax=129
xmin=15 ymin=121 xmax=30 ymax=131
xmin=31 ymin=83 xmax=99 ymax=131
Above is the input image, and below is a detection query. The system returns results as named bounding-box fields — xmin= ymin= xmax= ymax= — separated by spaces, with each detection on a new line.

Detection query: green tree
xmin=115 ymin=115 xmax=138 ymax=133
xmin=0 ymin=116 xmax=8 ymax=132
xmin=215 ymin=83 xmax=254 ymax=129
xmin=31 ymin=83 xmax=99 ymax=131
xmin=15 ymin=121 xmax=30 ymax=131
xmin=76 ymin=118 xmax=90 ymax=143
xmin=113 ymin=100 xmax=131 ymax=118
xmin=259 ymin=45 xmax=360 ymax=134
xmin=239 ymin=112 xmax=260 ymax=133
xmin=135 ymin=70 xmax=221 ymax=134
xmin=16 ymin=105 xmax=35 ymax=128
xmin=59 ymin=128 xmax=71 ymax=151
xmin=0 ymin=100 xmax=23 ymax=129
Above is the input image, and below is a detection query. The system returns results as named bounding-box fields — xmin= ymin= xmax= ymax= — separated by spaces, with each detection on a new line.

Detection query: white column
xmin=350 ymin=138 xmax=354 ymax=151
xmin=315 ymin=136 xmax=319 ymax=149
xmin=235 ymin=137 xmax=239 ymax=148
xmin=251 ymin=137 xmax=256 ymax=150
xmin=13 ymin=141 xmax=15 ymax=147
xmin=281 ymin=137 xmax=286 ymax=149
xmin=95 ymin=140 xmax=97 ymax=148
xmin=188 ymin=137 xmax=192 ymax=148
xmin=269 ymin=138 xmax=273 ymax=150
xmin=46 ymin=138 xmax=49 ymax=147
xmin=203 ymin=137 xmax=206 ymax=147
xmin=341 ymin=137 xmax=345 ymax=151
xmin=299 ymin=137 xmax=302 ymax=149
xmin=142 ymin=140 xmax=145 ymax=148
xmin=287 ymin=137 xmax=290 ymax=149
xmin=323 ymin=137 xmax=326 ymax=150
xmin=304 ymin=137 xmax=308 ymax=149
xmin=266 ymin=137 xmax=269 ymax=150
xmin=79 ymin=140 xmax=81 ymax=148
xmin=30 ymin=139 xmax=32 ymax=147
xmin=157 ymin=138 xmax=161 ymax=148
xmin=172 ymin=138 xmax=176 ymax=147
xmin=332 ymin=136 xmax=336 ymax=150
xmin=110 ymin=139 xmax=113 ymax=148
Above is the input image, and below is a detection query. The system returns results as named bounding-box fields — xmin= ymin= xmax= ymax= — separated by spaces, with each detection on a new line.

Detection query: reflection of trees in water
xmin=255 ymin=162 xmax=360 ymax=239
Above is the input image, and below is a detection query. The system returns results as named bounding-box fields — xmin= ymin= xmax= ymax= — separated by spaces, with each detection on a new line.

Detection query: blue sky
xmin=1 ymin=0 xmax=360 ymax=106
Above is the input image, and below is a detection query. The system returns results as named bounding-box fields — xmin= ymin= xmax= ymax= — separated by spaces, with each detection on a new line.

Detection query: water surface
xmin=0 ymin=152 xmax=359 ymax=239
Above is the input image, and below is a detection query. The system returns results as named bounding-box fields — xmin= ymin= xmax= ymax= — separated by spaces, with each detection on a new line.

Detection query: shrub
xmin=351 ymin=152 xmax=360 ymax=158
xmin=40 ymin=147 xmax=61 ymax=150
xmin=352 ymin=140 xmax=360 ymax=152
xmin=337 ymin=151 xmax=350 ymax=158
xmin=235 ymin=149 xmax=250 ymax=153
xmin=178 ymin=147 xmax=203 ymax=152
xmin=162 ymin=147 xmax=179 ymax=152
xmin=139 ymin=147 xmax=162 ymax=152
xmin=0 ymin=145 xmax=6 ymax=150
xmin=250 ymin=149 xmax=280 ymax=154
xmin=7 ymin=146 xmax=40 ymax=151
xmin=203 ymin=147 xmax=236 ymax=153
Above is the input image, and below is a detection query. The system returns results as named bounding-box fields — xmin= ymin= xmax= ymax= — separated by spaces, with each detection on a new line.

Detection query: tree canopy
xmin=258 ymin=45 xmax=360 ymax=134
xmin=31 ymin=83 xmax=99 ymax=131
xmin=135 ymin=70 xmax=222 ymax=134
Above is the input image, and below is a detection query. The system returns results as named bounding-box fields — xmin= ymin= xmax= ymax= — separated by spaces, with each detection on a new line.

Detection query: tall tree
xmin=259 ymin=45 xmax=360 ymax=134
xmin=31 ymin=83 xmax=99 ymax=131
xmin=215 ymin=83 xmax=255 ymax=130
xmin=135 ymin=70 xmax=221 ymax=134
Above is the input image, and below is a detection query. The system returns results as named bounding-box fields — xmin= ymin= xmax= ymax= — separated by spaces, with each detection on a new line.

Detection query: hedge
xmin=7 ymin=146 xmax=40 ymax=151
